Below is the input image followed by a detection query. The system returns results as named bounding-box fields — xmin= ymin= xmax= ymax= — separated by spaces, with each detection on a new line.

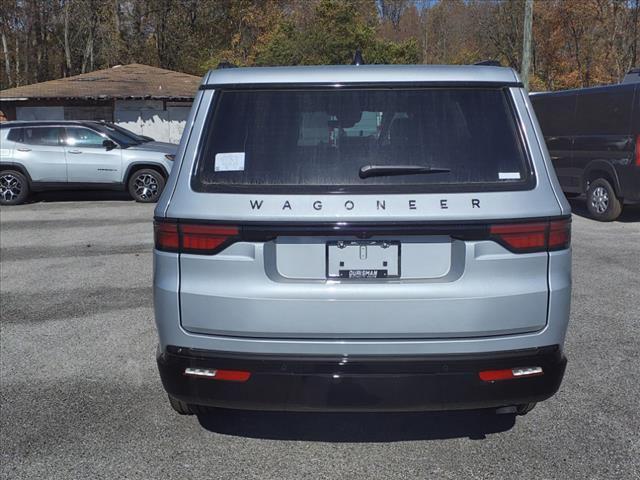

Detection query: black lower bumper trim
xmin=157 ymin=346 xmax=567 ymax=412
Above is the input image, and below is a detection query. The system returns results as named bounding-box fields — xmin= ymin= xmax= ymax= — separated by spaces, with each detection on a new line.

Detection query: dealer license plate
xmin=326 ymin=241 xmax=400 ymax=279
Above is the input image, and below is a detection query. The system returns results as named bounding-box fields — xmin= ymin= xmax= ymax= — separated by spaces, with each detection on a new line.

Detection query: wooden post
xmin=521 ymin=0 xmax=534 ymax=91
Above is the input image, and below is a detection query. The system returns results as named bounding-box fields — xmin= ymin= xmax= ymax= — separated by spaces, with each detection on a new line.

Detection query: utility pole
xmin=521 ymin=0 xmax=534 ymax=91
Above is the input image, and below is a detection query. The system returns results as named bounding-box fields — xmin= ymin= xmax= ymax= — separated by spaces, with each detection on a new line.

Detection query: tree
xmin=254 ymin=0 xmax=419 ymax=66
xmin=0 ymin=0 xmax=637 ymax=91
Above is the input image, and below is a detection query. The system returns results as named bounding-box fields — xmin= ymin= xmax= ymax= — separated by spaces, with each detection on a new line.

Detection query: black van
xmin=531 ymin=81 xmax=639 ymax=221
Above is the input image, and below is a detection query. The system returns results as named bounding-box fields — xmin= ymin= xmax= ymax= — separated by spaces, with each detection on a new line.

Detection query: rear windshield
xmin=193 ymin=87 xmax=533 ymax=193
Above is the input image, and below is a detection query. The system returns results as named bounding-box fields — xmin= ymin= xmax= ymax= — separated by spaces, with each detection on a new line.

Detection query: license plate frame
xmin=326 ymin=240 xmax=401 ymax=279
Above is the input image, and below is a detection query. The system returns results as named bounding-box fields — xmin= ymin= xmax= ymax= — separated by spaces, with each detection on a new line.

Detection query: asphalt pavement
xmin=1 ymin=193 xmax=639 ymax=479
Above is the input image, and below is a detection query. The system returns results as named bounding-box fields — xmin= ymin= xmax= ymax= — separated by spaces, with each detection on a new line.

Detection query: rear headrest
xmin=389 ymin=118 xmax=417 ymax=146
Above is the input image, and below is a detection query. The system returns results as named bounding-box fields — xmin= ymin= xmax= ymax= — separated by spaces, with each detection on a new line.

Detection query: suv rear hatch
xmin=162 ymin=85 xmax=567 ymax=339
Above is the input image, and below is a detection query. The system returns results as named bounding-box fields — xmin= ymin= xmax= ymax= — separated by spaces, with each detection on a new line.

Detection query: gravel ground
xmin=1 ymin=193 xmax=639 ymax=480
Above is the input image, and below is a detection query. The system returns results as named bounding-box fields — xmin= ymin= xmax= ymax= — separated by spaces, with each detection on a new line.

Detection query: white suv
xmin=0 ymin=121 xmax=176 ymax=204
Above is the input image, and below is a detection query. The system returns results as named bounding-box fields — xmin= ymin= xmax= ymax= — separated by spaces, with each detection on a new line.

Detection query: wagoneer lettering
xmin=248 ymin=197 xmax=483 ymax=212
xmin=153 ymin=64 xmax=571 ymax=416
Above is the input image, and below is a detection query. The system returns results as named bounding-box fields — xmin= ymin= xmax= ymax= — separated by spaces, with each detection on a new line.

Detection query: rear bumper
xmin=157 ymin=345 xmax=567 ymax=412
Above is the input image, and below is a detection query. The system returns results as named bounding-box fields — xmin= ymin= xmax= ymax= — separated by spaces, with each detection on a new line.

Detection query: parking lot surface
xmin=1 ymin=195 xmax=639 ymax=479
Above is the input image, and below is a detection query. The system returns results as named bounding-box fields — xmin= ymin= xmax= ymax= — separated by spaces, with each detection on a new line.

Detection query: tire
xmin=516 ymin=402 xmax=537 ymax=416
xmin=563 ymin=192 xmax=580 ymax=198
xmin=168 ymin=395 xmax=194 ymax=415
xmin=128 ymin=168 xmax=165 ymax=203
xmin=167 ymin=395 xmax=212 ymax=415
xmin=586 ymin=178 xmax=622 ymax=221
xmin=0 ymin=170 xmax=30 ymax=205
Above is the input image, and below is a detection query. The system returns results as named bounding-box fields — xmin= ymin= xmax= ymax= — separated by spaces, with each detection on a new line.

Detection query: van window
xmin=531 ymin=93 xmax=576 ymax=137
xmin=574 ymin=87 xmax=633 ymax=136
xmin=194 ymin=88 xmax=533 ymax=193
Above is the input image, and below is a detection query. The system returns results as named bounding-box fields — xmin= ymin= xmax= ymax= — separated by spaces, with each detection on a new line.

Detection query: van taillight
xmin=635 ymin=134 xmax=640 ymax=166
xmin=490 ymin=218 xmax=570 ymax=253
xmin=154 ymin=220 xmax=239 ymax=254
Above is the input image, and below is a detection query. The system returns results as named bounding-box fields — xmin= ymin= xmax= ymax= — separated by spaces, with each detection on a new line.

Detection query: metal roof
xmin=0 ymin=64 xmax=201 ymax=101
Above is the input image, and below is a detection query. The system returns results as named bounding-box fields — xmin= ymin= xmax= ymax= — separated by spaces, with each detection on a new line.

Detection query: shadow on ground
xmin=197 ymin=408 xmax=516 ymax=442
xmin=30 ymin=190 xmax=133 ymax=203
xmin=568 ymin=197 xmax=640 ymax=222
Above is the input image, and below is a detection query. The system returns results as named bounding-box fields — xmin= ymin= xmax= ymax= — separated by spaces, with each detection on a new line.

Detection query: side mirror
xmin=103 ymin=139 xmax=117 ymax=151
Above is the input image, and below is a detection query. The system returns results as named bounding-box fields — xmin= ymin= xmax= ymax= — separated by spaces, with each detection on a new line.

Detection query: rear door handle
xmin=68 ymin=150 xmax=82 ymax=154
xmin=16 ymin=147 xmax=31 ymax=152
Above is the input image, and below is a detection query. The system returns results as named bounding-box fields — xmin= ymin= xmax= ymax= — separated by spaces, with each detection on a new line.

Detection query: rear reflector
xmin=479 ymin=366 xmax=543 ymax=382
xmin=154 ymin=220 xmax=239 ymax=254
xmin=184 ymin=367 xmax=251 ymax=382
xmin=490 ymin=218 xmax=571 ymax=253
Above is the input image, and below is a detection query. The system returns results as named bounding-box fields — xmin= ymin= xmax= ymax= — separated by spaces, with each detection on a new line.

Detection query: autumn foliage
xmin=0 ymin=0 xmax=637 ymax=92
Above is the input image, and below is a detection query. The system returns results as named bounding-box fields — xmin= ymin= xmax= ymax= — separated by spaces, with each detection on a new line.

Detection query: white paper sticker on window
xmin=215 ymin=152 xmax=245 ymax=172
xmin=499 ymin=172 xmax=521 ymax=180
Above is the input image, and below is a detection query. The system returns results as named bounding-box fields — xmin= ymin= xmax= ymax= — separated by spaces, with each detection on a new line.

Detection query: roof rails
xmin=217 ymin=62 xmax=237 ymax=69
xmin=474 ymin=60 xmax=502 ymax=67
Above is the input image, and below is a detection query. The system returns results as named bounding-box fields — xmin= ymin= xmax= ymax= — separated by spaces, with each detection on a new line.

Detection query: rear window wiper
xmin=359 ymin=164 xmax=451 ymax=179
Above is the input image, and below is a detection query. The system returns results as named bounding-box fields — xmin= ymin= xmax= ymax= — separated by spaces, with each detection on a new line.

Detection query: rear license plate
xmin=326 ymin=241 xmax=400 ymax=279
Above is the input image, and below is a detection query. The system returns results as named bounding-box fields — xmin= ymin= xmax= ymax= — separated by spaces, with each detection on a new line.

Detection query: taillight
xmin=489 ymin=222 xmax=547 ymax=252
xmin=154 ymin=221 xmax=179 ymax=252
xmin=548 ymin=219 xmax=571 ymax=250
xmin=635 ymin=134 xmax=640 ymax=166
xmin=154 ymin=220 xmax=239 ymax=254
xmin=181 ymin=224 xmax=239 ymax=253
xmin=490 ymin=218 xmax=571 ymax=253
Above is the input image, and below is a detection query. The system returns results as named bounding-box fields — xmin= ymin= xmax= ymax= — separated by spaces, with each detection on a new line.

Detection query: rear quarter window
xmin=9 ymin=127 xmax=63 ymax=146
xmin=193 ymin=87 xmax=534 ymax=193
xmin=7 ymin=128 xmax=23 ymax=143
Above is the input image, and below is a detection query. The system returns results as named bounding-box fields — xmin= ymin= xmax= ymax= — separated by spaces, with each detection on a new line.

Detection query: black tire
xmin=128 ymin=168 xmax=165 ymax=203
xmin=167 ymin=395 xmax=212 ymax=415
xmin=586 ymin=178 xmax=622 ymax=221
xmin=0 ymin=170 xmax=30 ymax=205
xmin=168 ymin=395 xmax=194 ymax=415
xmin=516 ymin=402 xmax=537 ymax=415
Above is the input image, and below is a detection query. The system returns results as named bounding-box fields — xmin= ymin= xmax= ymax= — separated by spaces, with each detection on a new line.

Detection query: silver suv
xmin=153 ymin=65 xmax=572 ymax=416
xmin=0 ymin=121 xmax=175 ymax=204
